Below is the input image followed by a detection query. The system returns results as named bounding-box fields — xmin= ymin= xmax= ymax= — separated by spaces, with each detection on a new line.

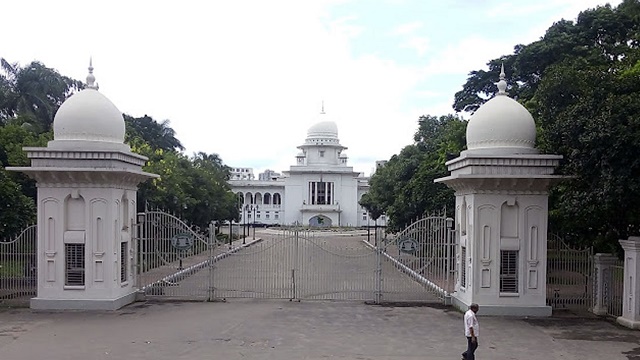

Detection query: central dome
xmin=307 ymin=121 xmax=338 ymax=139
xmin=52 ymin=62 xmax=126 ymax=146
xmin=465 ymin=65 xmax=537 ymax=155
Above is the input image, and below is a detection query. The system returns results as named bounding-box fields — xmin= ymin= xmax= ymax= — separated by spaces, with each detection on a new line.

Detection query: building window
xmin=257 ymin=213 xmax=261 ymax=219
xmin=460 ymin=246 xmax=467 ymax=288
xmin=363 ymin=216 xmax=367 ymax=220
xmin=319 ymin=150 xmax=325 ymax=157
xmin=65 ymin=243 xmax=85 ymax=286
xmin=121 ymin=242 xmax=128 ymax=283
xmin=500 ymin=250 xmax=518 ymax=293
xmin=275 ymin=214 xmax=279 ymax=219
xmin=266 ymin=214 xmax=270 ymax=219
xmin=309 ymin=181 xmax=334 ymax=205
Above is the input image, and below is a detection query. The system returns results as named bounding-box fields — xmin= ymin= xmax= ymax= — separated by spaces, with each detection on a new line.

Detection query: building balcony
xmin=300 ymin=204 xmax=341 ymax=212
xmin=242 ymin=204 xmax=281 ymax=209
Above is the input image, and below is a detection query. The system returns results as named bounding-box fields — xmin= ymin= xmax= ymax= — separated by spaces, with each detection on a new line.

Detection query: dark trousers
xmin=462 ymin=336 xmax=478 ymax=360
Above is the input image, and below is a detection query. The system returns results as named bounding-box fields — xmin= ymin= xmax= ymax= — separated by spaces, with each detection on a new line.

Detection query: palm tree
xmin=124 ymin=115 xmax=184 ymax=151
xmin=0 ymin=58 xmax=83 ymax=132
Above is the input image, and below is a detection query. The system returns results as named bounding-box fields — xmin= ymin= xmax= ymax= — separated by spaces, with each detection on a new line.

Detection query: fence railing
xmin=546 ymin=234 xmax=593 ymax=311
xmin=0 ymin=225 xmax=37 ymax=306
xmin=603 ymin=263 xmax=624 ymax=317
xmin=381 ymin=216 xmax=455 ymax=301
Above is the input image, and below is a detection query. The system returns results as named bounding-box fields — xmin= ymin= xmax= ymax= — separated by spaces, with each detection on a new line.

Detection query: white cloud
xmin=422 ymin=35 xmax=515 ymax=76
xmin=390 ymin=21 xmax=429 ymax=56
xmin=400 ymin=37 xmax=430 ymax=56
xmin=392 ymin=21 xmax=423 ymax=35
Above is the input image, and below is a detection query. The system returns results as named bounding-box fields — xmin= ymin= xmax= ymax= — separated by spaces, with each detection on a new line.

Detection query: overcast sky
xmin=1 ymin=0 xmax=622 ymax=176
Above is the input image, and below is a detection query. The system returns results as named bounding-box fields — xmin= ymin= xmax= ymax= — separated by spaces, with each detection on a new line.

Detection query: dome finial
xmin=497 ymin=62 xmax=507 ymax=96
xmin=86 ymin=57 xmax=98 ymax=90
xmin=321 ymin=100 xmax=325 ymax=114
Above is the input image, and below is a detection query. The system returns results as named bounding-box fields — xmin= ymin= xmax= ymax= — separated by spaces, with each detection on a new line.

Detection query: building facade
xmin=230 ymin=167 xmax=254 ymax=180
xmin=229 ymin=113 xmax=385 ymax=227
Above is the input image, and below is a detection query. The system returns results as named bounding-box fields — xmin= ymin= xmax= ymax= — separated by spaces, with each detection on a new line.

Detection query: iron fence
xmin=0 ymin=225 xmax=37 ymax=306
xmin=546 ymin=234 xmax=593 ymax=311
xmin=602 ymin=263 xmax=624 ymax=318
xmin=380 ymin=216 xmax=455 ymax=302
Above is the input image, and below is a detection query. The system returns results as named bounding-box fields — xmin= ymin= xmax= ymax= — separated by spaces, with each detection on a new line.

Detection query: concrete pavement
xmin=1 ymin=299 xmax=639 ymax=360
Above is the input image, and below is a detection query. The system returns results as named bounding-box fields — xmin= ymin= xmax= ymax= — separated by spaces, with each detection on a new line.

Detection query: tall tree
xmin=0 ymin=59 xmax=83 ymax=132
xmin=124 ymin=114 xmax=184 ymax=152
xmin=362 ymin=115 xmax=466 ymax=232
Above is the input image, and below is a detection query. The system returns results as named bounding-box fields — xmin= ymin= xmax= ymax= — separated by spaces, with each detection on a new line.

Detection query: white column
xmin=592 ymin=253 xmax=618 ymax=316
xmin=617 ymin=237 xmax=640 ymax=329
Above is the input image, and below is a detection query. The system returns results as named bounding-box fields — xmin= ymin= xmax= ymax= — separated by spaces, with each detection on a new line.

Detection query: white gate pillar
xmin=434 ymin=66 xmax=564 ymax=316
xmin=592 ymin=253 xmax=618 ymax=316
xmin=617 ymin=237 xmax=640 ymax=329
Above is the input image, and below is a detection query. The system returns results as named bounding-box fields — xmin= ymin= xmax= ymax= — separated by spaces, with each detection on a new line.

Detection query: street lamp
xmin=244 ymin=204 xmax=249 ymax=244
xmin=337 ymin=202 xmax=341 ymax=227
xmin=252 ymin=205 xmax=259 ymax=240
xmin=445 ymin=217 xmax=454 ymax=283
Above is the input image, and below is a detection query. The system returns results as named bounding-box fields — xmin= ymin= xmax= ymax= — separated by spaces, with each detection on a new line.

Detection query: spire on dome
xmin=86 ymin=58 xmax=98 ymax=90
xmin=497 ymin=63 xmax=507 ymax=96
xmin=321 ymin=100 xmax=325 ymax=114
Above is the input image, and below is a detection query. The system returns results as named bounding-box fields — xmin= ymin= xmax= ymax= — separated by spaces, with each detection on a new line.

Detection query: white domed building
xmin=436 ymin=65 xmax=564 ymax=316
xmin=9 ymin=61 xmax=157 ymax=310
xmin=229 ymin=111 xmax=382 ymax=227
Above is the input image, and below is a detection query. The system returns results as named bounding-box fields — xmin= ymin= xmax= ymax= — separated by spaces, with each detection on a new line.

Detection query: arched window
xmin=273 ymin=193 xmax=282 ymax=205
xmin=255 ymin=193 xmax=263 ymax=205
xmin=264 ymin=193 xmax=271 ymax=205
xmin=237 ymin=192 xmax=245 ymax=205
xmin=246 ymin=192 xmax=254 ymax=204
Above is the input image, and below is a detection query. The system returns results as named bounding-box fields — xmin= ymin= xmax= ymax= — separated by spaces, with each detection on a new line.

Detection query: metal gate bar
xmin=546 ymin=234 xmax=593 ymax=310
xmin=137 ymin=211 xmax=215 ymax=300
xmin=0 ymin=225 xmax=37 ymax=306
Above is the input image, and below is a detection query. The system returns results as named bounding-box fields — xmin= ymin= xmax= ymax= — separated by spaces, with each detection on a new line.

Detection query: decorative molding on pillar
xmin=619 ymin=237 xmax=640 ymax=252
xmin=617 ymin=237 xmax=640 ymax=329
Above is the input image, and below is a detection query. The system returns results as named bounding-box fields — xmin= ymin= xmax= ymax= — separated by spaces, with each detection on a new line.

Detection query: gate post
xmin=208 ymin=222 xmax=215 ymax=302
xmin=593 ymin=253 xmax=618 ymax=316
xmin=617 ymin=237 xmax=640 ymax=329
xmin=292 ymin=229 xmax=299 ymax=301
xmin=375 ymin=239 xmax=383 ymax=304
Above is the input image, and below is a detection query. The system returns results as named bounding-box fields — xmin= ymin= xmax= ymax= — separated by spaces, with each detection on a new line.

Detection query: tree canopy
xmin=361 ymin=115 xmax=466 ymax=232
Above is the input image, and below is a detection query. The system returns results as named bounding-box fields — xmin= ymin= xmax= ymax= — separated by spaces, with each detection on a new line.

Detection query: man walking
xmin=462 ymin=303 xmax=479 ymax=360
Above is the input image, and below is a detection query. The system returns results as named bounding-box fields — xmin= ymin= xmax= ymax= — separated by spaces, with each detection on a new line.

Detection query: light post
xmin=244 ymin=204 xmax=249 ymax=244
xmin=445 ymin=217 xmax=454 ymax=284
xmin=374 ymin=218 xmax=378 ymax=247
xmin=337 ymin=202 xmax=341 ymax=227
xmin=367 ymin=212 xmax=371 ymax=243
xmin=252 ymin=205 xmax=259 ymax=240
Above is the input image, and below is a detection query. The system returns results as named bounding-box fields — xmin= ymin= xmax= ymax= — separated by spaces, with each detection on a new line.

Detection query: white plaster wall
xmin=37 ymin=186 xmax=136 ymax=301
xmin=456 ymin=192 xmax=548 ymax=308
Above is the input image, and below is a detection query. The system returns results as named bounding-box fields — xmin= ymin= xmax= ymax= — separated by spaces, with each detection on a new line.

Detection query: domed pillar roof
xmin=464 ymin=64 xmax=538 ymax=156
xmin=49 ymin=59 xmax=129 ymax=151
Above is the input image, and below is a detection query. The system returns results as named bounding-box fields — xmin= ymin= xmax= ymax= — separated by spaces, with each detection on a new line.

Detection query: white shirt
xmin=464 ymin=309 xmax=479 ymax=337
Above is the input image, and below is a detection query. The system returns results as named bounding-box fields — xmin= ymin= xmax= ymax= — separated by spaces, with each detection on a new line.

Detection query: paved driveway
xmin=1 ymin=300 xmax=639 ymax=360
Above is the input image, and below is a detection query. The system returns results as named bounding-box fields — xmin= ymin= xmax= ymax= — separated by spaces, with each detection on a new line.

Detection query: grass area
xmin=0 ymin=260 xmax=25 ymax=277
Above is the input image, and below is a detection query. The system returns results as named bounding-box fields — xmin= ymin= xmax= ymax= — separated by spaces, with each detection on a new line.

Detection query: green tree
xmin=124 ymin=114 xmax=184 ymax=152
xmin=0 ymin=168 xmax=35 ymax=239
xmin=0 ymin=59 xmax=83 ymax=132
xmin=362 ymin=115 xmax=466 ymax=232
